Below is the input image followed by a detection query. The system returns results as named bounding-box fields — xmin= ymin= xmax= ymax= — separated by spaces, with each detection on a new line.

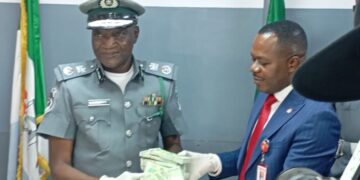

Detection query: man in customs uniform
xmin=37 ymin=0 xmax=185 ymax=179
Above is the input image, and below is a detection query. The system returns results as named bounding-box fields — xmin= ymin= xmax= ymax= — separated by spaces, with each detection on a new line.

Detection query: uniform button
xmin=90 ymin=65 xmax=95 ymax=69
xmin=124 ymin=101 xmax=132 ymax=109
xmin=89 ymin=116 xmax=95 ymax=122
xmin=126 ymin=160 xmax=132 ymax=167
xmin=126 ymin=129 xmax=133 ymax=137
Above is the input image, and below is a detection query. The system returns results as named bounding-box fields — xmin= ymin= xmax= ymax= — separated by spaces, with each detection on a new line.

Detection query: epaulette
xmin=142 ymin=60 xmax=177 ymax=80
xmin=54 ymin=60 xmax=97 ymax=81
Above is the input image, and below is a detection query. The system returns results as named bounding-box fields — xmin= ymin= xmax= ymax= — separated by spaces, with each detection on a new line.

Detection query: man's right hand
xmin=100 ymin=171 xmax=143 ymax=180
xmin=178 ymin=150 xmax=222 ymax=180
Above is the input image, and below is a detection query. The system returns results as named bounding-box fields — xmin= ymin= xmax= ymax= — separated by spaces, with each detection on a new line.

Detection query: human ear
xmin=133 ymin=26 xmax=139 ymax=44
xmin=288 ymin=56 xmax=303 ymax=73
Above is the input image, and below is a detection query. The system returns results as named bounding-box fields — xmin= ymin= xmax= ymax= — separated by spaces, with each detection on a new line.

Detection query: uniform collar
xmin=131 ymin=58 xmax=145 ymax=81
xmin=95 ymin=59 xmax=105 ymax=82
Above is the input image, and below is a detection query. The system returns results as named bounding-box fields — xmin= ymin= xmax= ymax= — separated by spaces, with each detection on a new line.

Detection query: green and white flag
xmin=266 ymin=0 xmax=286 ymax=24
xmin=7 ymin=0 xmax=50 ymax=179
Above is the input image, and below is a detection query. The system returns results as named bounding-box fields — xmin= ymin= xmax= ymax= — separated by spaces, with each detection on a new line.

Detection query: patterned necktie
xmin=239 ymin=94 xmax=277 ymax=180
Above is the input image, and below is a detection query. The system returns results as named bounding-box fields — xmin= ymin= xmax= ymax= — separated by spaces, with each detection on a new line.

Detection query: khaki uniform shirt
xmin=38 ymin=59 xmax=185 ymax=177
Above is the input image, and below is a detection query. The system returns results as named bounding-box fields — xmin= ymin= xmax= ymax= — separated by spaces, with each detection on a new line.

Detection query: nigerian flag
xmin=266 ymin=0 xmax=285 ymax=24
xmin=7 ymin=0 xmax=50 ymax=179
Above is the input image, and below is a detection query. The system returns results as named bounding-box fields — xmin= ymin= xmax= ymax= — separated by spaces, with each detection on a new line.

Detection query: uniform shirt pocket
xmin=135 ymin=106 xmax=162 ymax=148
xmin=74 ymin=106 xmax=111 ymax=151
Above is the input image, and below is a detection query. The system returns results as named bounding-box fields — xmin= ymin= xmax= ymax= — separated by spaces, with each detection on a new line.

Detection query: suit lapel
xmin=237 ymin=94 xmax=267 ymax=169
xmin=247 ymin=90 xmax=305 ymax=171
xmin=247 ymin=94 xmax=267 ymax=138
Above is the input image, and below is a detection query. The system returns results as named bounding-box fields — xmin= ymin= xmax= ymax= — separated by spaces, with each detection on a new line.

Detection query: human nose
xmin=102 ymin=35 xmax=116 ymax=48
xmin=250 ymin=60 xmax=261 ymax=73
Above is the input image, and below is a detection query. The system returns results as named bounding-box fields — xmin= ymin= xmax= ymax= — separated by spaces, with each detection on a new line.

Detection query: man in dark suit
xmin=179 ymin=20 xmax=341 ymax=180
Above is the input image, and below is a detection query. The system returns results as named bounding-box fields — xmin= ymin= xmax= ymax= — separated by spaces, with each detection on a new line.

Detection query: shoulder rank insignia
xmin=142 ymin=60 xmax=176 ymax=80
xmin=143 ymin=93 xmax=163 ymax=106
xmin=54 ymin=60 xmax=97 ymax=81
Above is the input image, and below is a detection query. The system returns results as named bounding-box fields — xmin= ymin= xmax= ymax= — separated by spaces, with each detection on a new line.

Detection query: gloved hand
xmin=99 ymin=171 xmax=143 ymax=180
xmin=178 ymin=150 xmax=222 ymax=180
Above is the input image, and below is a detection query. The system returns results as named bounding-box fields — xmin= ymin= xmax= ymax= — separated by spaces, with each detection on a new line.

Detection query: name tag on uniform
xmin=257 ymin=164 xmax=267 ymax=180
xmin=88 ymin=99 xmax=110 ymax=107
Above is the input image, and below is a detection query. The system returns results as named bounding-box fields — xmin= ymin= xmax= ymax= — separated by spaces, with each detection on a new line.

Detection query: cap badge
xmin=99 ymin=0 xmax=119 ymax=9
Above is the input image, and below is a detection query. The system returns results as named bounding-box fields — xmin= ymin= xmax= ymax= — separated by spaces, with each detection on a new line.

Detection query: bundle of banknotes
xmin=139 ymin=148 xmax=190 ymax=180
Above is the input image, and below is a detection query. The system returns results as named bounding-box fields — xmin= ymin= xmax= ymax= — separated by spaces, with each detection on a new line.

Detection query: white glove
xmin=178 ymin=150 xmax=222 ymax=180
xmin=99 ymin=171 xmax=143 ymax=180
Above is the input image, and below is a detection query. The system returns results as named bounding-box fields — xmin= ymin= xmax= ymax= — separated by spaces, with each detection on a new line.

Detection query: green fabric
xmin=158 ymin=77 xmax=166 ymax=117
xmin=266 ymin=0 xmax=286 ymax=24
xmin=27 ymin=0 xmax=46 ymax=118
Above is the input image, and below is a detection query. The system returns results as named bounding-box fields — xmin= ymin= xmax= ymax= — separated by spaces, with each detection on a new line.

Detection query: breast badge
xmin=143 ymin=93 xmax=163 ymax=106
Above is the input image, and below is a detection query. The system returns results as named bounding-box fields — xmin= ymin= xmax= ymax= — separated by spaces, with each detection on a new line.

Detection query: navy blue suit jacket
xmin=211 ymin=90 xmax=340 ymax=180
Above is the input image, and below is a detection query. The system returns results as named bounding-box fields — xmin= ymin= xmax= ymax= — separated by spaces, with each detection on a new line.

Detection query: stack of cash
xmin=139 ymin=148 xmax=190 ymax=180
